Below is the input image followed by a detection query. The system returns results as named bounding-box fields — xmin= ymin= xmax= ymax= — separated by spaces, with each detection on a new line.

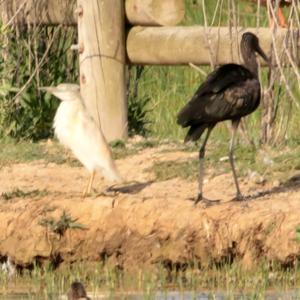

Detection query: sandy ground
xmin=0 ymin=144 xmax=300 ymax=269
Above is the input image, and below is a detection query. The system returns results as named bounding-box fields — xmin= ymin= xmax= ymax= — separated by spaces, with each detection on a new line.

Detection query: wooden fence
xmin=1 ymin=0 xmax=299 ymax=141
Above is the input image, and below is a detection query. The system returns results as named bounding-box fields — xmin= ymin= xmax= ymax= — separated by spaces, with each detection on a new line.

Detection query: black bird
xmin=67 ymin=281 xmax=90 ymax=300
xmin=177 ymin=32 xmax=269 ymax=205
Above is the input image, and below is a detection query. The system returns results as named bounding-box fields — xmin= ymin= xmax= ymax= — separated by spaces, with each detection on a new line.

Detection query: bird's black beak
xmin=256 ymin=45 xmax=270 ymax=65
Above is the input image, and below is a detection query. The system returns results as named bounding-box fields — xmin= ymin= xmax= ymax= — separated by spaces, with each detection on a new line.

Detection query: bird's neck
xmin=243 ymin=52 xmax=258 ymax=78
xmin=78 ymin=95 xmax=87 ymax=110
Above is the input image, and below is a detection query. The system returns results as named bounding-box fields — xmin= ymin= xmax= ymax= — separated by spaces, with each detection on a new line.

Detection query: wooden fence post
xmin=76 ymin=0 xmax=127 ymax=141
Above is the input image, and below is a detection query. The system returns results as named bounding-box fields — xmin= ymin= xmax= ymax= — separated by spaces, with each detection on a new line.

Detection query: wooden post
xmin=76 ymin=0 xmax=127 ymax=141
xmin=0 ymin=0 xmax=185 ymax=26
xmin=125 ymin=0 xmax=185 ymax=26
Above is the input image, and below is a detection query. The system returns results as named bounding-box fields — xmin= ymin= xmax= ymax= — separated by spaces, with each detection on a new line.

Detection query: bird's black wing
xmin=177 ymin=64 xmax=255 ymax=127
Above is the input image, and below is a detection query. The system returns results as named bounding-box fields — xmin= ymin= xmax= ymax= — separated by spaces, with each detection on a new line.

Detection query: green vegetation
xmin=0 ymin=139 xmax=71 ymax=166
xmin=127 ymin=66 xmax=152 ymax=136
xmin=135 ymin=0 xmax=299 ymax=144
xmin=38 ymin=210 xmax=86 ymax=237
xmin=1 ymin=188 xmax=48 ymax=200
xmin=0 ymin=261 xmax=300 ymax=299
xmin=296 ymin=228 xmax=300 ymax=243
xmin=149 ymin=142 xmax=300 ymax=184
xmin=0 ymin=138 xmax=160 ymax=166
xmin=1 ymin=137 xmax=300 ymax=188
xmin=150 ymin=159 xmax=198 ymax=181
xmin=0 ymin=24 xmax=78 ymax=140
xmin=0 ymin=1 xmax=299 ymax=298
xmin=0 ymin=1 xmax=298 ymax=144
xmin=0 ymin=139 xmax=45 ymax=165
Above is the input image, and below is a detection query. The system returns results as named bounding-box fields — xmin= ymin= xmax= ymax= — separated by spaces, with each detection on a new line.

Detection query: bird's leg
xmin=229 ymin=120 xmax=243 ymax=201
xmin=87 ymin=170 xmax=96 ymax=194
xmin=196 ymin=129 xmax=210 ymax=203
xmin=82 ymin=171 xmax=95 ymax=197
xmin=195 ymin=127 xmax=219 ymax=206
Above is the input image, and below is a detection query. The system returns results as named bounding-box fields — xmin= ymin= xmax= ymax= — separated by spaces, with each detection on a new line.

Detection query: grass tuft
xmin=1 ymin=188 xmax=48 ymax=200
xmin=150 ymin=159 xmax=198 ymax=181
xmin=295 ymin=228 xmax=300 ymax=243
xmin=39 ymin=210 xmax=87 ymax=237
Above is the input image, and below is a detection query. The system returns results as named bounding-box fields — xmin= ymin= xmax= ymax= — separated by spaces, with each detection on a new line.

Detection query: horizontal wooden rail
xmin=0 ymin=0 xmax=185 ymax=26
xmin=127 ymin=26 xmax=300 ymax=66
xmin=125 ymin=0 xmax=185 ymax=26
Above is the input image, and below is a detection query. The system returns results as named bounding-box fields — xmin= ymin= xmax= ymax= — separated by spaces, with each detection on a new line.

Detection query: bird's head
xmin=241 ymin=32 xmax=269 ymax=64
xmin=39 ymin=84 xmax=80 ymax=102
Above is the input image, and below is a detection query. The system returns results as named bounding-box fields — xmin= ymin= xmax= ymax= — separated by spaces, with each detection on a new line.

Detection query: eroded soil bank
xmin=0 ymin=144 xmax=300 ymax=270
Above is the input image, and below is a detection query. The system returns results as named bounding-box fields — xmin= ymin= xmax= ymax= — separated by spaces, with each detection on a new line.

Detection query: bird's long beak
xmin=39 ymin=86 xmax=65 ymax=101
xmin=39 ymin=85 xmax=78 ymax=102
xmin=39 ymin=86 xmax=55 ymax=93
xmin=256 ymin=45 xmax=270 ymax=65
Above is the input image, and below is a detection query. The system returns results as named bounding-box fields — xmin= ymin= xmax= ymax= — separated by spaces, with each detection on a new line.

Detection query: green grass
xmin=142 ymin=64 xmax=300 ymax=144
xmin=150 ymin=160 xmax=199 ymax=181
xmin=0 ymin=139 xmax=45 ymax=165
xmin=0 ymin=0 xmax=298 ymax=145
xmin=0 ymin=136 xmax=173 ymax=167
xmin=0 ymin=2 xmax=299 ymax=297
xmin=1 ymin=137 xmax=300 ymax=188
xmin=38 ymin=210 xmax=87 ymax=237
xmin=133 ymin=0 xmax=300 ymax=144
xmin=0 ymin=138 xmax=145 ymax=167
xmin=149 ymin=141 xmax=300 ymax=184
xmin=1 ymin=261 xmax=300 ymax=299
xmin=296 ymin=228 xmax=300 ymax=243
xmin=1 ymin=188 xmax=48 ymax=200
xmin=111 ymin=138 xmax=163 ymax=159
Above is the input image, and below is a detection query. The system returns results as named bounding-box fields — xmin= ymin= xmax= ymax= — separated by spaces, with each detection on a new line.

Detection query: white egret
xmin=40 ymin=84 xmax=123 ymax=197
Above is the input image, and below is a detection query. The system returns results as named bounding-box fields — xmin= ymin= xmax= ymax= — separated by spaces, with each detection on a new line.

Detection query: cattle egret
xmin=40 ymin=84 xmax=122 ymax=197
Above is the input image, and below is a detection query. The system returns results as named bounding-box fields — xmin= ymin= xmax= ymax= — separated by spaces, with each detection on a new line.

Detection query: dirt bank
xmin=0 ymin=144 xmax=300 ymax=270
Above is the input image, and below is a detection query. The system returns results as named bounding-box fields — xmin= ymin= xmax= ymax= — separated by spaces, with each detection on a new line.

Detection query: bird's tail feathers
xmin=177 ymin=102 xmax=197 ymax=128
xmin=101 ymin=161 xmax=123 ymax=184
xmin=177 ymin=108 xmax=190 ymax=127
xmin=184 ymin=124 xmax=207 ymax=143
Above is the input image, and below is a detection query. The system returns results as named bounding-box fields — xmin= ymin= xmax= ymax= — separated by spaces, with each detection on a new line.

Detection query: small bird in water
xmin=67 ymin=281 xmax=90 ymax=300
xmin=177 ymin=32 xmax=269 ymax=205
xmin=40 ymin=84 xmax=123 ymax=197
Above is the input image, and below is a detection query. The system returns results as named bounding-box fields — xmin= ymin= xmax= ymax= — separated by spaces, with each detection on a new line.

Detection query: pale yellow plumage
xmin=40 ymin=84 xmax=122 ymax=196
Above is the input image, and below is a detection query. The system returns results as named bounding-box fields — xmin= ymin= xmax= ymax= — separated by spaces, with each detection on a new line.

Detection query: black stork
xmin=177 ymin=32 xmax=269 ymax=205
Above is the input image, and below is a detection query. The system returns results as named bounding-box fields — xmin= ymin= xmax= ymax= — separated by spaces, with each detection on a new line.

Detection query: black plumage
xmin=177 ymin=32 xmax=269 ymax=205
xmin=67 ymin=281 xmax=90 ymax=300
